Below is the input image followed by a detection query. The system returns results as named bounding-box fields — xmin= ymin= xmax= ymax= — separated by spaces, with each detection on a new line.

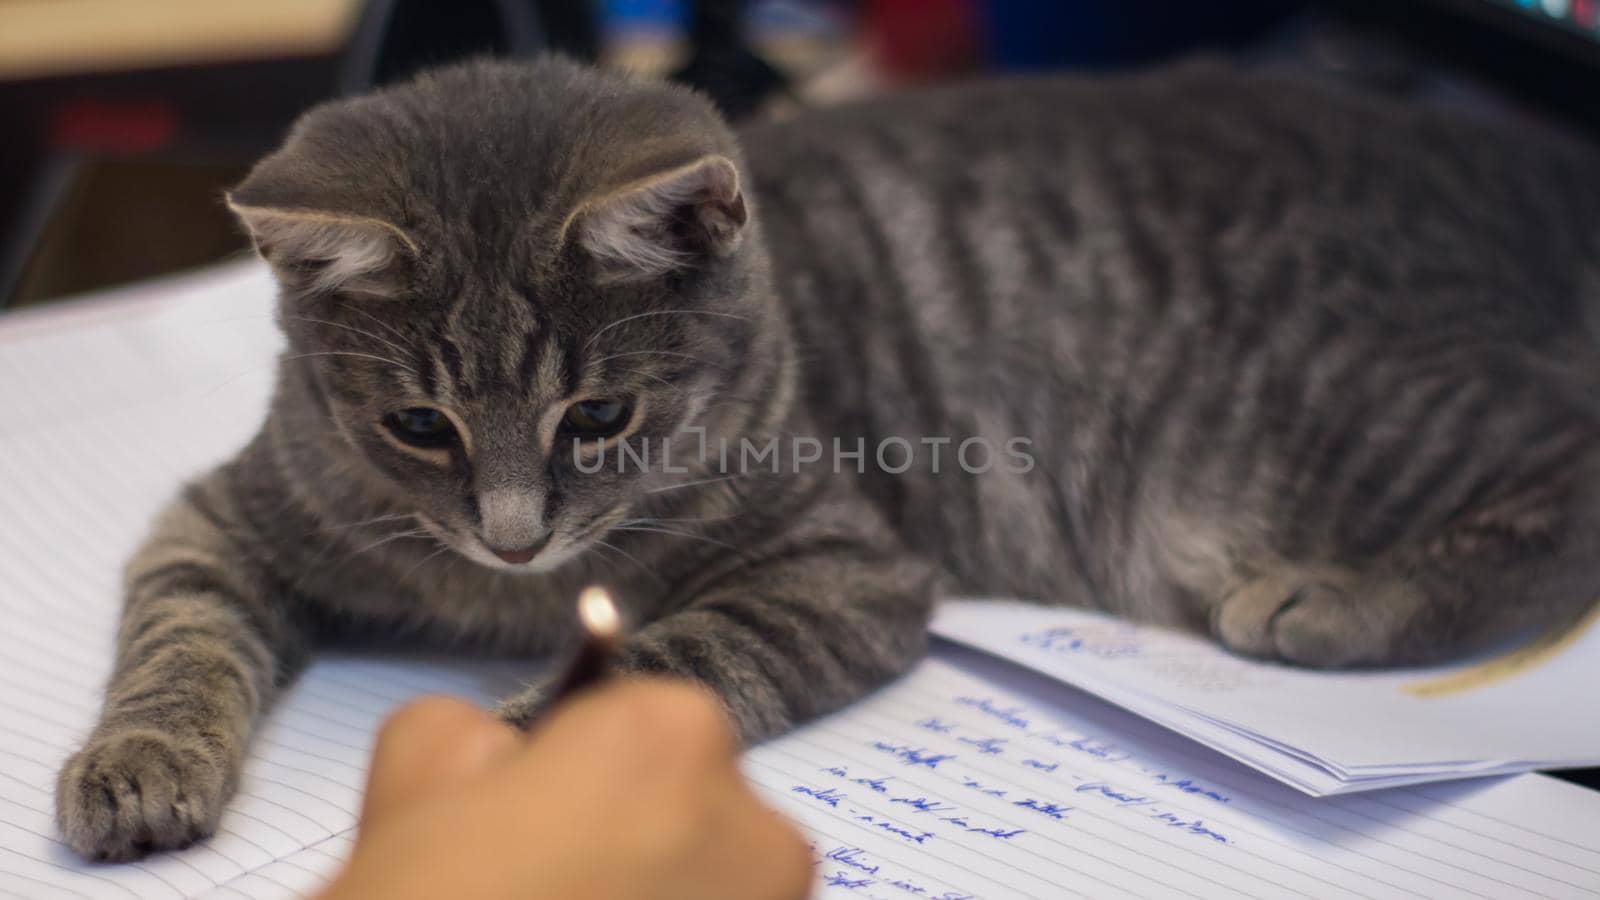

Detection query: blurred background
xmin=1 ymin=0 xmax=1597 ymax=311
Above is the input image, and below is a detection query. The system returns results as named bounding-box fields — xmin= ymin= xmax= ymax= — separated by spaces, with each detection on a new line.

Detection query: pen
xmin=548 ymin=585 xmax=623 ymax=703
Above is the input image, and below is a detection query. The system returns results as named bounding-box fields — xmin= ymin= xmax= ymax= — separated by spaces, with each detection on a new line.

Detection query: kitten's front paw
xmin=1211 ymin=568 xmax=1426 ymax=667
xmin=56 ymin=728 xmax=230 ymax=861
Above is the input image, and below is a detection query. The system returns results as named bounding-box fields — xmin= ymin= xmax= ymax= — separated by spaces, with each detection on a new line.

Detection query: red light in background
xmin=48 ymin=99 xmax=178 ymax=154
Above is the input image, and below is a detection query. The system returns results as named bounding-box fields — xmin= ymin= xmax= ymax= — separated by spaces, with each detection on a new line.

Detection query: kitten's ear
xmin=227 ymin=173 xmax=416 ymax=297
xmin=573 ymin=155 xmax=748 ymax=283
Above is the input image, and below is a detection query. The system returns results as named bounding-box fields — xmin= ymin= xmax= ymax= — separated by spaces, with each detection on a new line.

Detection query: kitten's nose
xmin=489 ymin=535 xmax=549 ymax=565
xmin=479 ymin=487 xmax=548 ymax=565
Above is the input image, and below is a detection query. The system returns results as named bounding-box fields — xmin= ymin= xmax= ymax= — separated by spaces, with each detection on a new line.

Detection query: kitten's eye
xmin=383 ymin=407 xmax=457 ymax=448
xmin=561 ymin=398 xmax=632 ymax=439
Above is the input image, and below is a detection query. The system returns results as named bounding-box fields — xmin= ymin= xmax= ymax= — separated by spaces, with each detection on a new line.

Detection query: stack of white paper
xmin=932 ymin=600 xmax=1600 ymax=795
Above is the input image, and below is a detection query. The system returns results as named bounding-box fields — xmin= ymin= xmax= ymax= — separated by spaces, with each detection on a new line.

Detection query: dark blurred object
xmin=0 ymin=56 xmax=344 ymax=311
xmin=669 ymin=0 xmax=791 ymax=121
xmin=1323 ymin=0 xmax=1600 ymax=136
xmin=866 ymin=0 xmax=1300 ymax=80
xmin=0 ymin=1 xmax=599 ymax=311
xmin=14 ymin=158 xmax=249 ymax=304
xmin=342 ymin=0 xmax=598 ymax=92
xmin=977 ymin=0 xmax=1296 ymax=71
xmin=867 ymin=0 xmax=981 ymax=81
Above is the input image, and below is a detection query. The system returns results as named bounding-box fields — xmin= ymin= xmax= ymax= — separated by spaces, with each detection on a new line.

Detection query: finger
xmin=516 ymin=678 xmax=737 ymax=778
xmin=361 ymin=696 xmax=519 ymax=825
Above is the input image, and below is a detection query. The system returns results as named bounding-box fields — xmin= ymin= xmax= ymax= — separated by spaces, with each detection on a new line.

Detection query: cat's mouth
xmin=419 ymin=510 xmax=624 ymax=574
xmin=413 ymin=514 xmax=554 ymax=573
xmin=468 ymin=532 xmax=561 ymax=572
xmin=485 ymin=533 xmax=552 ymax=566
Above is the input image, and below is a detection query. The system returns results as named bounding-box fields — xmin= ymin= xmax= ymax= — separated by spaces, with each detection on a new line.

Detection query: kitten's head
xmin=230 ymin=57 xmax=768 ymax=572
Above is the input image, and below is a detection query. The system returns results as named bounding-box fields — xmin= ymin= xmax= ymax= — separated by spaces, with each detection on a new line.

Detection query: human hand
xmin=319 ymin=681 xmax=812 ymax=900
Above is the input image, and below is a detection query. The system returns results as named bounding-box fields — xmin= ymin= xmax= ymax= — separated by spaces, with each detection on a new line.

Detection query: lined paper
xmin=750 ymin=647 xmax=1600 ymax=899
xmin=4 ymin=262 xmax=1600 ymax=899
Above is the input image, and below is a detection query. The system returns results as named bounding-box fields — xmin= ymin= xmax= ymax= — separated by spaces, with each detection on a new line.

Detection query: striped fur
xmin=59 ymin=57 xmax=1600 ymax=860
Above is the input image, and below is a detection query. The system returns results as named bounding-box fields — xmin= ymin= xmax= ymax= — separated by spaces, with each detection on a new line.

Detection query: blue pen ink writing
xmin=825 ymin=846 xmax=880 ymax=876
xmin=890 ymin=795 xmax=955 ymax=814
xmin=957 ymin=735 xmax=1007 ymax=755
xmin=854 ymin=813 xmax=934 ymax=845
xmin=967 ymin=826 xmax=1025 ymax=840
xmin=1066 ymin=736 xmax=1132 ymax=763
xmin=959 ymin=776 xmax=1008 ymax=798
xmin=1014 ymin=798 xmax=1072 ymax=820
xmin=791 ymin=785 xmax=845 ymax=807
xmin=1020 ymin=626 xmax=1142 ymax=658
xmin=953 ymin=696 xmax=1030 ymax=729
xmin=1021 ymin=758 xmax=1059 ymax=772
xmin=854 ymin=775 xmax=892 ymax=794
xmin=915 ymin=717 xmax=955 ymax=734
xmin=1150 ymin=811 xmax=1230 ymax=844
xmin=1150 ymin=773 xmax=1231 ymax=804
xmin=825 ymin=871 xmax=874 ymax=889
xmin=1076 ymin=782 xmax=1153 ymax=806
xmin=871 ymin=742 xmax=954 ymax=769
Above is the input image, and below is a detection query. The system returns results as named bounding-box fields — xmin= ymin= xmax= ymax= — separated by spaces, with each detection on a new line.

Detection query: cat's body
xmin=57 ymin=58 xmax=1600 ymax=861
xmin=756 ymin=70 xmax=1600 ymax=643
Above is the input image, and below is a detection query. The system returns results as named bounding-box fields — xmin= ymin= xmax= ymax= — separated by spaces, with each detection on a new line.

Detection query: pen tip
xmin=578 ymin=586 xmax=620 ymax=637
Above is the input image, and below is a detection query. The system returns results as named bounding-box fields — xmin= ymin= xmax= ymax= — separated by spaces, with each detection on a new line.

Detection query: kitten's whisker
xmin=286 ymin=351 xmax=419 ymax=375
xmin=339 ymin=301 xmax=415 ymax=346
xmin=285 ymin=315 xmax=417 ymax=362
xmin=583 ymin=309 xmax=749 ymax=351
xmin=398 ymin=542 xmax=454 ymax=585
xmin=620 ymin=368 xmax=680 ymax=391
xmin=609 ymin=524 xmax=736 ymax=551
xmin=617 ymin=511 xmax=744 ymax=525
xmin=340 ymin=528 xmax=432 ymax=561
xmin=587 ymin=538 xmax=667 ymax=584
xmin=644 ymin=473 xmax=749 ymax=494
xmin=593 ymin=350 xmax=721 ymax=369
xmin=323 ymin=512 xmax=417 ymax=531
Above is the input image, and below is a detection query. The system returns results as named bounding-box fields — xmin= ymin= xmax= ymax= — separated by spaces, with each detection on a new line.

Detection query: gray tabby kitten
xmin=58 ymin=56 xmax=1600 ymax=861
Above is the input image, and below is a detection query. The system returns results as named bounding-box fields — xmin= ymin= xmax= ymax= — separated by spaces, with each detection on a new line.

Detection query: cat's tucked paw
xmin=56 ymin=728 xmax=230 ymax=862
xmin=495 ymin=683 xmax=553 ymax=731
xmin=1212 ymin=569 xmax=1425 ymax=667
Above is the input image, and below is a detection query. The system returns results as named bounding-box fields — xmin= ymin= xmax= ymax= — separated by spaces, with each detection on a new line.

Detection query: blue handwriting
xmin=854 ymin=813 xmax=934 ymax=845
xmin=1150 ymin=811 xmax=1230 ymax=844
xmin=871 ymin=742 xmax=954 ymax=769
xmin=956 ymin=736 xmax=1007 ymax=755
xmin=1013 ymin=798 xmax=1072 ymax=820
xmin=1149 ymin=773 xmax=1231 ymax=804
xmin=1076 ymin=782 xmax=1153 ymax=806
xmin=791 ymin=785 xmax=845 ymax=808
xmin=953 ymin=696 xmax=1030 ymax=729
xmin=1020 ymin=627 xmax=1142 ymax=658
xmin=890 ymin=795 xmax=955 ymax=815
xmin=826 ymin=846 xmax=880 ymax=876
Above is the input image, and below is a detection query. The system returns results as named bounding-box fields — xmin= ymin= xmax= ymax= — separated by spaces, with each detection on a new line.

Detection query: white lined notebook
xmin=2 ymin=261 xmax=1599 ymax=898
